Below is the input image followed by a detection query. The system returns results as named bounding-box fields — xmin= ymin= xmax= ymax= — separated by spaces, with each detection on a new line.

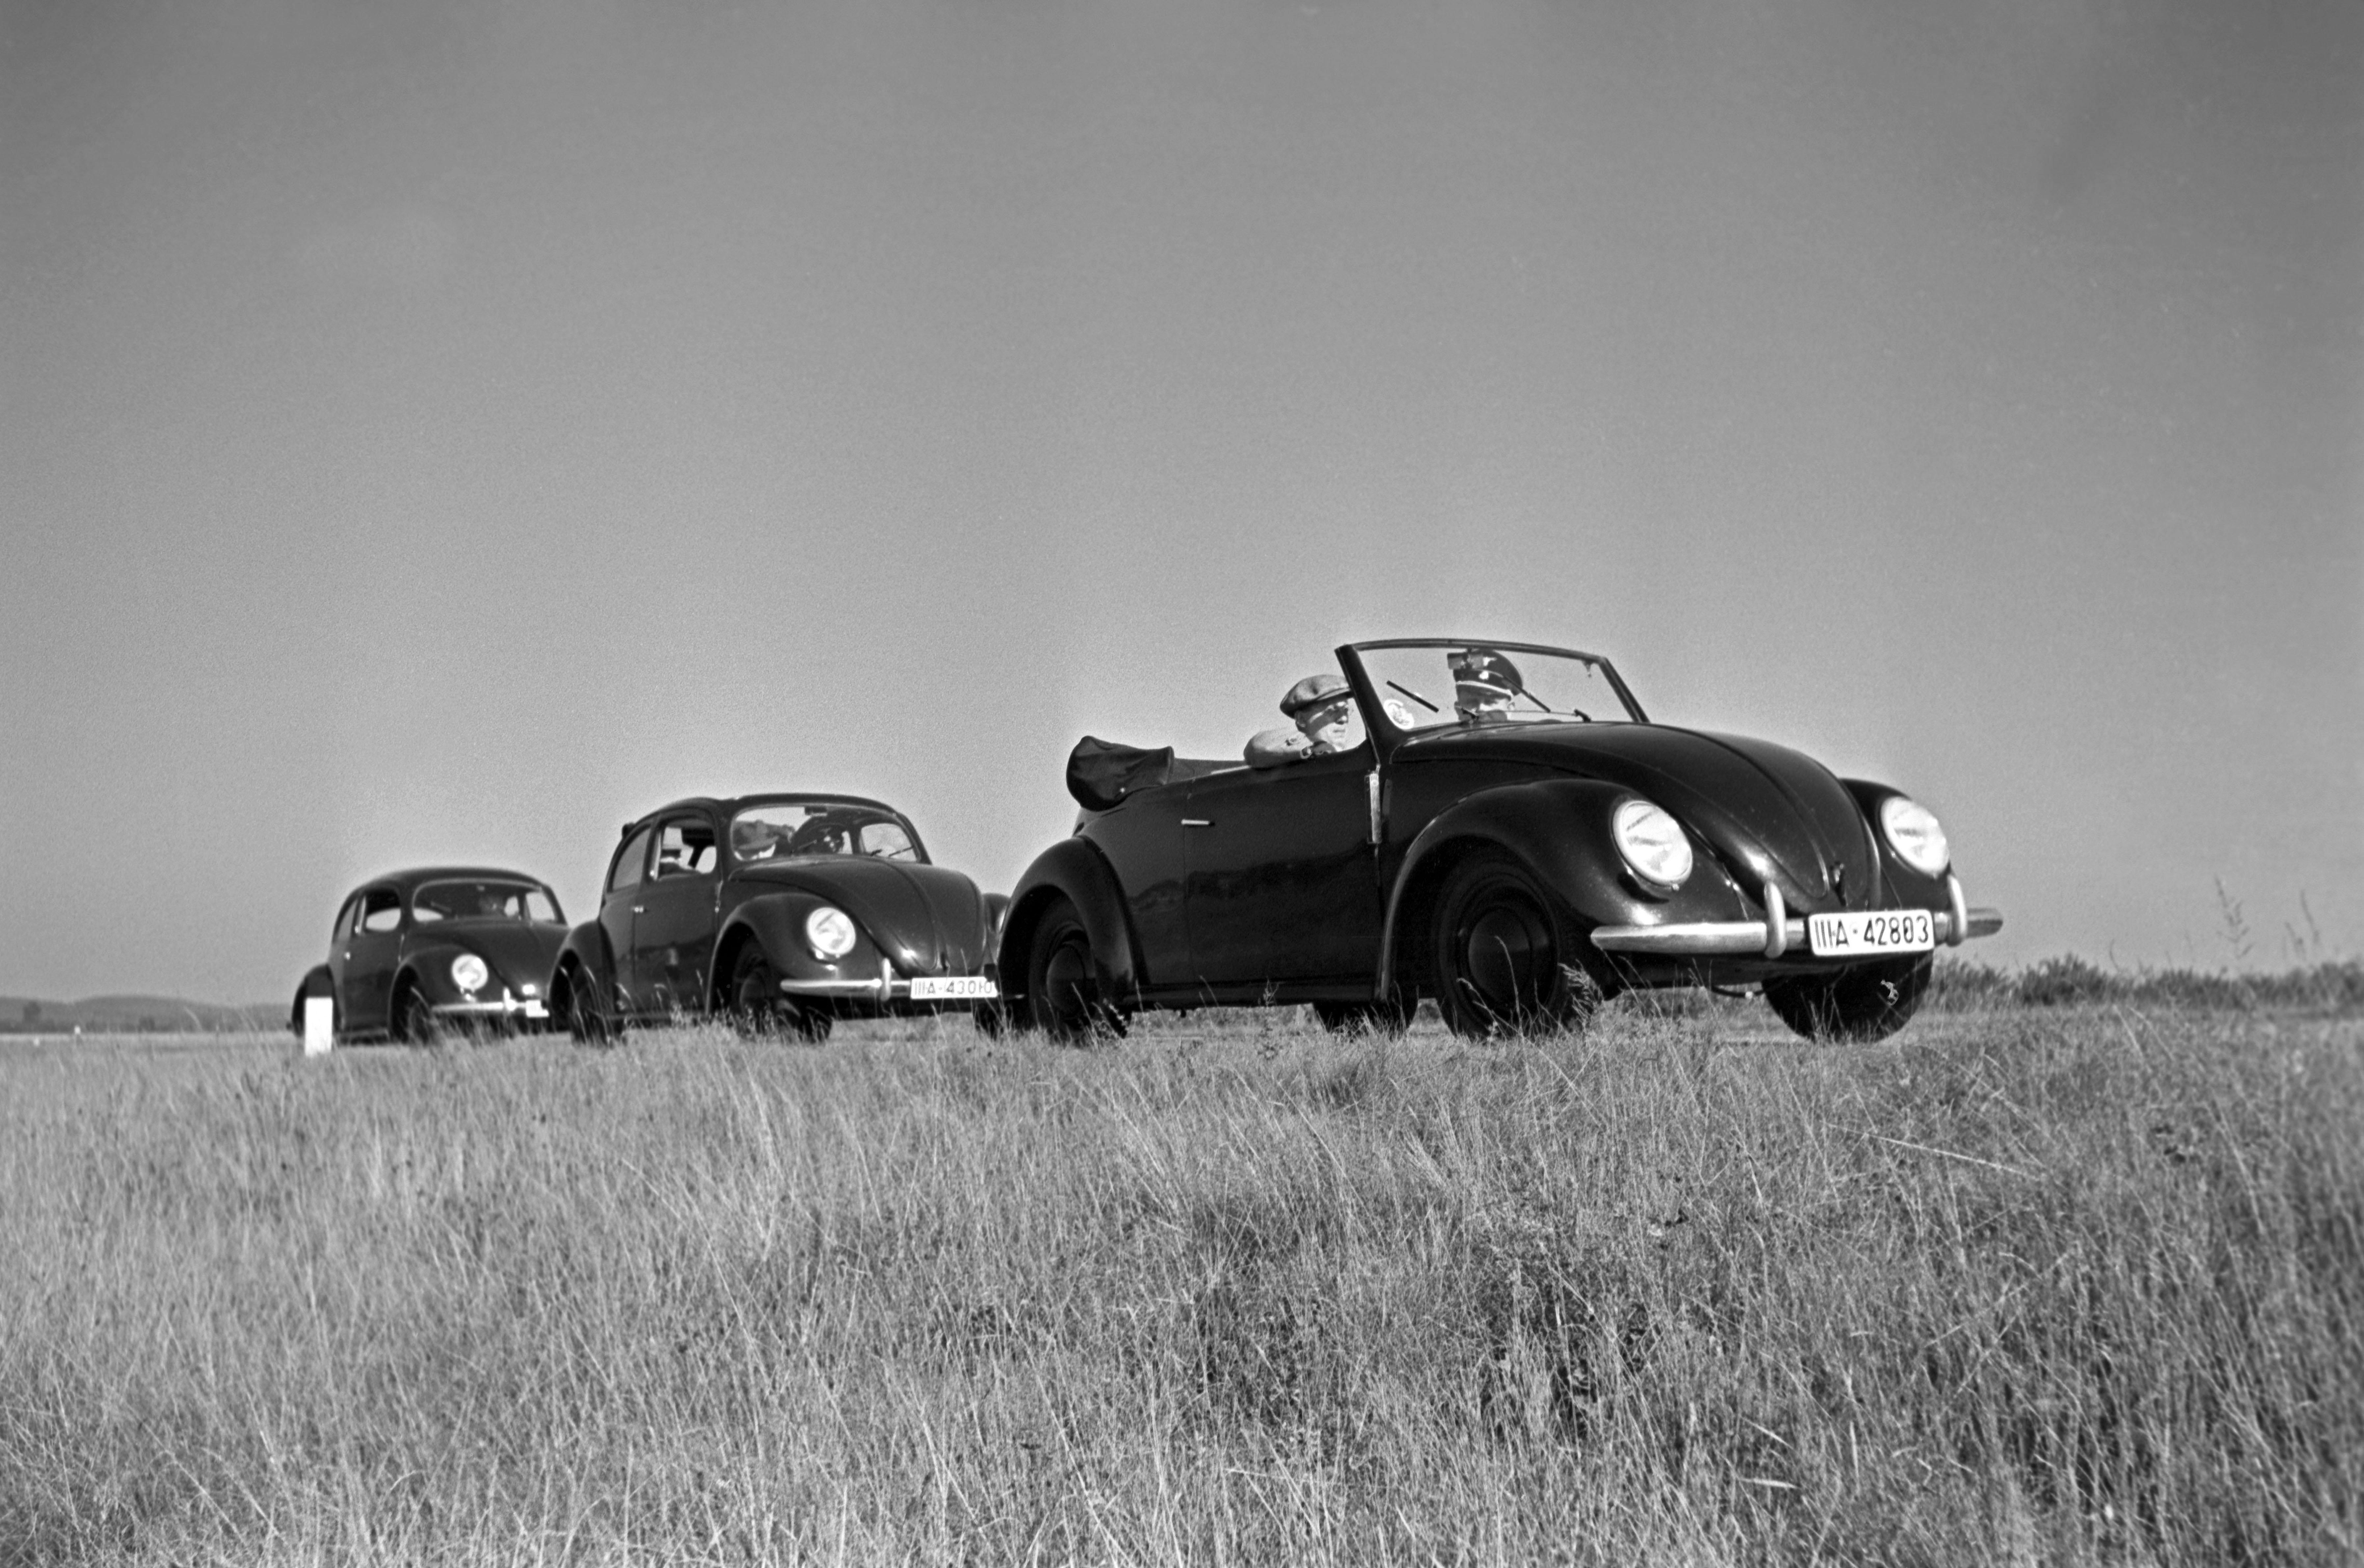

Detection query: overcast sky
xmin=3 ymin=0 xmax=2357 ymax=1004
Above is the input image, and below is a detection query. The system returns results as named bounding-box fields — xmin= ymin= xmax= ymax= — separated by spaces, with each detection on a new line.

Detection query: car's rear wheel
xmin=728 ymin=943 xmax=832 ymax=1043
xmin=1763 ymin=952 xmax=1932 ymax=1043
xmin=1314 ymin=997 xmax=1413 ymax=1036
xmin=1430 ymin=850 xmax=1600 ymax=1039
xmin=1028 ymin=897 xmax=1124 ymax=1044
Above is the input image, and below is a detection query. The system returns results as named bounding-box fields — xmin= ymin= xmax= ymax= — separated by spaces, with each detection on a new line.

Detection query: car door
xmin=629 ymin=813 xmax=722 ymax=1016
xmin=602 ymin=825 xmax=655 ymax=1016
xmin=1086 ymin=789 xmax=1192 ymax=987
xmin=334 ymin=885 xmax=405 ymax=1033
xmin=1182 ymin=748 xmax=1384 ymax=986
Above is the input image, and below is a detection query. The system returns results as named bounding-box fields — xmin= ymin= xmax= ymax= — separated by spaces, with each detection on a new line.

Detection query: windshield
xmin=1351 ymin=642 xmax=1640 ymax=733
xmin=410 ymin=879 xmax=563 ymax=925
xmin=729 ymin=800 xmax=924 ymax=863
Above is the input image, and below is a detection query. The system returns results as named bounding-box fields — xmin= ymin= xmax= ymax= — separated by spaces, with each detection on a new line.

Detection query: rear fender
xmin=290 ymin=964 xmax=332 ymax=1035
xmin=998 ymin=837 xmax=1140 ymax=1009
xmin=1377 ymin=778 xmax=1746 ymax=999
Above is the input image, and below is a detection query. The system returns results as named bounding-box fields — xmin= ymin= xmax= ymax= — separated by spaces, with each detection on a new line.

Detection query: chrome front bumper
xmin=432 ymin=990 xmax=550 ymax=1022
xmin=1592 ymin=874 xmax=2003 ymax=959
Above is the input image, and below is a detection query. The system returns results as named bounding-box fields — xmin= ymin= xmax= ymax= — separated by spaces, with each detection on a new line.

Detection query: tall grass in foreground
xmin=1 ymin=1005 xmax=2357 ymax=1566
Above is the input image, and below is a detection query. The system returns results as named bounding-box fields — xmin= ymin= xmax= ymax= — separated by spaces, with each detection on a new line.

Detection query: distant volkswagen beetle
xmin=290 ymin=868 xmax=568 ymax=1043
xmin=998 ymin=638 xmax=2002 ymax=1043
xmin=547 ymin=793 xmax=1005 ymax=1043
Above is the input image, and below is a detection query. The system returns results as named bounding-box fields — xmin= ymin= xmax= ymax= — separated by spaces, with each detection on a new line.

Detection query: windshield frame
xmin=724 ymin=794 xmax=932 ymax=867
xmin=1338 ymin=639 xmax=1648 ymax=746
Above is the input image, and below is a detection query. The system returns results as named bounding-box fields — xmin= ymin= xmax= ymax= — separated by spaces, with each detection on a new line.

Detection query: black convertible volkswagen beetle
xmin=998 ymin=638 xmax=2002 ymax=1043
xmin=290 ymin=868 xmax=568 ymax=1043
xmin=547 ymin=793 xmax=1004 ymax=1042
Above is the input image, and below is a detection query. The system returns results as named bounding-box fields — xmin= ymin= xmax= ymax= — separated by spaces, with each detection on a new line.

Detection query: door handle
xmin=1181 ymin=818 xmax=1211 ymax=828
xmin=632 ymin=905 xmax=645 ymax=915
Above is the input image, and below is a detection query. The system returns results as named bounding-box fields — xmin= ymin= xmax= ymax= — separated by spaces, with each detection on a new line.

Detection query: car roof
xmin=352 ymin=867 xmax=554 ymax=894
xmin=627 ymin=792 xmax=908 ymax=828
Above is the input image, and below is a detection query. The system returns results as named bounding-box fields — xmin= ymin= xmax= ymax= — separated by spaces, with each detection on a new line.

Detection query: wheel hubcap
xmin=1461 ymin=898 xmax=1551 ymax=1018
xmin=1042 ymin=938 xmax=1092 ymax=1027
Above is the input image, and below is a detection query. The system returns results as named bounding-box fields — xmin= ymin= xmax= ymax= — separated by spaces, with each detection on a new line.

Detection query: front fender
xmin=1839 ymin=778 xmax=1954 ymax=910
xmin=998 ymin=837 xmax=1140 ymax=1008
xmin=1377 ymin=778 xmax=1750 ymax=999
xmin=711 ymin=889 xmax=891 ymax=1007
xmin=395 ymin=942 xmax=474 ymax=1005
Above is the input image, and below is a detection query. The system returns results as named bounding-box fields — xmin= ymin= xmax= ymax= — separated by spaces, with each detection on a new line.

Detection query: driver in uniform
xmin=1244 ymin=672 xmax=1358 ymax=767
xmin=1451 ymin=647 xmax=1522 ymax=726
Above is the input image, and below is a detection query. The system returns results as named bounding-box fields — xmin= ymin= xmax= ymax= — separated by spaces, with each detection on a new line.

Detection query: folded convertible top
xmin=1065 ymin=736 xmax=1234 ymax=812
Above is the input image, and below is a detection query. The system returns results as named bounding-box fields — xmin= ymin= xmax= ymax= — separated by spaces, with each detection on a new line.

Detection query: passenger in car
xmin=1245 ymin=673 xmax=1359 ymax=768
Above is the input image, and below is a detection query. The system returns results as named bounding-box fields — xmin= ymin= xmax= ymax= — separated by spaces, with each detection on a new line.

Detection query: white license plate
xmin=1807 ymin=909 xmax=1935 ymax=957
xmin=911 ymin=976 xmax=999 ymax=1002
xmin=523 ymin=1000 xmax=548 ymax=1019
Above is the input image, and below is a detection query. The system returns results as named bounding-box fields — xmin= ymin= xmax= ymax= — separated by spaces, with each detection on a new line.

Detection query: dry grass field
xmin=2 ymin=989 xmax=2358 ymax=1566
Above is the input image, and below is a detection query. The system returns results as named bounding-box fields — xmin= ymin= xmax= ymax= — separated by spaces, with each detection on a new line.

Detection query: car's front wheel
xmin=1027 ymin=897 xmax=1124 ymax=1044
xmin=1430 ymin=850 xmax=1600 ymax=1039
xmin=1763 ymin=952 xmax=1932 ymax=1043
xmin=393 ymin=982 xmax=440 ymax=1047
xmin=728 ymin=943 xmax=832 ymax=1043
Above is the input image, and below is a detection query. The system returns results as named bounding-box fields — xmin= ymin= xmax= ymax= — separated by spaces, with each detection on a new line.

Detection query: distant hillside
xmin=0 ymin=995 xmax=282 ymax=1033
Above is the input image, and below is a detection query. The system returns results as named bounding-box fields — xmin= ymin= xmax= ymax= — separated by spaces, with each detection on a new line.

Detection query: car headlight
xmin=805 ymin=905 xmax=858 ymax=960
xmin=449 ymin=953 xmax=489 ymax=993
xmin=1879 ymin=795 xmax=1951 ymax=877
xmin=1612 ymin=798 xmax=1693 ymax=891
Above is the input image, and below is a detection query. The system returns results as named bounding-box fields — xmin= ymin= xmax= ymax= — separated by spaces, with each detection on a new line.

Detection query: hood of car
xmin=732 ymin=859 xmax=991 ymax=974
xmin=1406 ymin=722 xmax=1879 ymax=908
xmin=410 ymin=922 xmax=567 ymax=990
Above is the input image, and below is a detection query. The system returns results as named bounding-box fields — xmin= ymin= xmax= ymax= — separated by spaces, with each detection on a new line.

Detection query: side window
xmin=609 ymin=827 xmax=655 ymax=896
xmin=652 ymin=817 xmax=719 ymax=879
xmin=359 ymin=888 xmax=402 ymax=934
xmin=333 ymin=895 xmax=360 ymax=941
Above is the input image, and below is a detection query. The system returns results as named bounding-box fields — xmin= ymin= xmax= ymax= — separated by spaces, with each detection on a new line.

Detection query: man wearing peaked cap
xmin=1451 ymin=647 xmax=1522 ymax=726
xmin=1245 ymin=672 xmax=1359 ymax=768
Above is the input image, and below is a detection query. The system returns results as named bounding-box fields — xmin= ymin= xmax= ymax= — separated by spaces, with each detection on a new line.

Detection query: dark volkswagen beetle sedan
xmin=547 ymin=793 xmax=1004 ymax=1042
xmin=290 ymin=868 xmax=568 ymax=1043
xmin=998 ymin=638 xmax=2002 ymax=1043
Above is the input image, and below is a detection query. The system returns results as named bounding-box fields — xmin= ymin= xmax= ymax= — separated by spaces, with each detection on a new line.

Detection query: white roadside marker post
xmin=303 ymin=993 xmax=333 ymax=1056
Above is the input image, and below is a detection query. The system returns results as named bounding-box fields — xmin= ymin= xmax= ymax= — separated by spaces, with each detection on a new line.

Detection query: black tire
xmin=1429 ymin=850 xmax=1601 ymax=1039
xmin=728 ymin=943 xmax=832 ymax=1043
xmin=563 ymin=964 xmax=614 ymax=1046
xmin=1314 ymin=997 xmax=1414 ymax=1036
xmin=1763 ymin=952 xmax=1933 ymax=1043
xmin=1027 ymin=897 xmax=1125 ymax=1044
xmin=393 ymin=982 xmax=440 ymax=1046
